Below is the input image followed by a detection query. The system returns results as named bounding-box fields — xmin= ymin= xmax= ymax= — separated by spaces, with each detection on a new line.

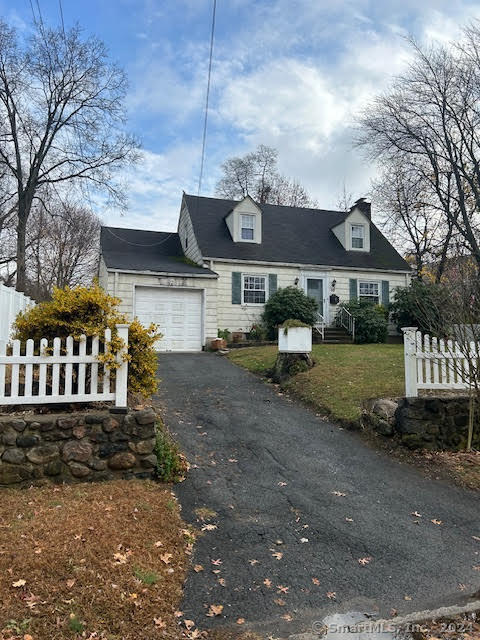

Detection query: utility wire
xmin=104 ymin=227 xmax=174 ymax=247
xmin=197 ymin=0 xmax=217 ymax=197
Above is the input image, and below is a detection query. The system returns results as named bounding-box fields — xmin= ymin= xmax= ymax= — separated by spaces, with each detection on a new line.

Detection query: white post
xmin=402 ymin=327 xmax=418 ymax=397
xmin=115 ymin=324 xmax=129 ymax=408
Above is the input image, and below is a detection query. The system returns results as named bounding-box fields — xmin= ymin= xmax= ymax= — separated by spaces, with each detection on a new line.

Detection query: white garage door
xmin=135 ymin=287 xmax=203 ymax=352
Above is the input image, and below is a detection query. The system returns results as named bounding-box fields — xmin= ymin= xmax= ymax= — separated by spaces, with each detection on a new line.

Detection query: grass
xmin=0 ymin=480 xmax=190 ymax=640
xmin=228 ymin=343 xmax=405 ymax=423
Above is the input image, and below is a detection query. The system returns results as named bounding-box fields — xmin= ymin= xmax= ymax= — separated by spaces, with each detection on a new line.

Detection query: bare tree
xmin=216 ymin=144 xmax=316 ymax=206
xmin=357 ymin=27 xmax=480 ymax=273
xmin=372 ymin=160 xmax=450 ymax=279
xmin=335 ymin=180 xmax=355 ymax=212
xmin=25 ymin=201 xmax=100 ymax=300
xmin=0 ymin=18 xmax=137 ymax=292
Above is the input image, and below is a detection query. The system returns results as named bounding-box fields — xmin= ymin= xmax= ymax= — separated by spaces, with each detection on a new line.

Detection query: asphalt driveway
xmin=155 ymin=353 xmax=480 ymax=638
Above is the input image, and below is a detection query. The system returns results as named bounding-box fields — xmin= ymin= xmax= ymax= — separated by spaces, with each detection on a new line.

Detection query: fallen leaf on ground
xmin=194 ymin=564 xmax=204 ymax=572
xmin=236 ymin=618 xmax=245 ymax=625
xmin=113 ymin=552 xmax=128 ymax=564
xmin=211 ymin=558 xmax=222 ymax=566
xmin=404 ymin=595 xmax=412 ymax=601
xmin=153 ymin=617 xmax=166 ymax=628
xmin=345 ymin=517 xmax=354 ymax=522
xmin=249 ymin=559 xmax=259 ymax=565
xmin=277 ymin=585 xmax=289 ymax=594
xmin=282 ymin=613 xmax=293 ymax=621
xmin=411 ymin=511 xmax=422 ymax=518
xmin=12 ymin=579 xmax=26 ymax=588
xmin=263 ymin=578 xmax=272 ymax=587
xmin=327 ymin=591 xmax=336 ymax=599
xmin=332 ymin=491 xmax=346 ymax=497
xmin=358 ymin=557 xmax=372 ymax=566
xmin=312 ymin=577 xmax=320 ymax=585
xmin=300 ymin=537 xmax=309 ymax=543
xmin=271 ymin=551 xmax=283 ymax=560
xmin=66 ymin=579 xmax=75 ymax=589
xmin=206 ymin=604 xmax=224 ymax=617
xmin=184 ymin=620 xmax=195 ymax=630
xmin=201 ymin=524 xmax=217 ymax=531
xmin=274 ymin=598 xmax=286 ymax=606
xmin=278 ymin=482 xmax=287 ymax=486
xmin=431 ymin=519 xmax=443 ymax=525
xmin=160 ymin=552 xmax=173 ymax=564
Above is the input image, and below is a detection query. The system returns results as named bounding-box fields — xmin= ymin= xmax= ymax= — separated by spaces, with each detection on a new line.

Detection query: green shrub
xmin=262 ymin=287 xmax=318 ymax=339
xmin=280 ymin=318 xmax=311 ymax=334
xmin=339 ymin=300 xmax=388 ymax=344
xmin=247 ymin=323 xmax=267 ymax=341
xmin=390 ymin=280 xmax=449 ymax=334
xmin=13 ymin=283 xmax=160 ymax=399
xmin=154 ymin=422 xmax=189 ymax=483
xmin=217 ymin=328 xmax=231 ymax=341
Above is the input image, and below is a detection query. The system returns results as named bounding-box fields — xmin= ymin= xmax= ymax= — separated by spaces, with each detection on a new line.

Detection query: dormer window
xmin=241 ymin=214 xmax=255 ymax=240
xmin=351 ymin=224 xmax=364 ymax=249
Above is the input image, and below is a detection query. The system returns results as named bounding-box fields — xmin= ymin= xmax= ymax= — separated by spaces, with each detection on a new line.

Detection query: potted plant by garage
xmin=278 ymin=319 xmax=312 ymax=353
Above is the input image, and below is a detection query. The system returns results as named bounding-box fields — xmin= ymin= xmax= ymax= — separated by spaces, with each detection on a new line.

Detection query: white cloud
xmin=122 ymin=0 xmax=480 ymax=228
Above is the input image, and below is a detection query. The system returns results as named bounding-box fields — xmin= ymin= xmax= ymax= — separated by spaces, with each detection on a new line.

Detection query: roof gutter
xmin=202 ymin=257 xmax=411 ymax=275
xmin=105 ymin=267 xmax=218 ymax=279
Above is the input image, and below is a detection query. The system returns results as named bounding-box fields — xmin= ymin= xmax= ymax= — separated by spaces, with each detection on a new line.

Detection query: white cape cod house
xmin=98 ymin=194 xmax=411 ymax=352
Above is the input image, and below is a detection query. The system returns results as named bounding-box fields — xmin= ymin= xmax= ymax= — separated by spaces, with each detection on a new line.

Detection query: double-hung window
xmin=358 ymin=281 xmax=379 ymax=304
xmin=241 ymin=214 xmax=255 ymax=240
xmin=351 ymin=224 xmax=364 ymax=249
xmin=243 ymin=275 xmax=266 ymax=304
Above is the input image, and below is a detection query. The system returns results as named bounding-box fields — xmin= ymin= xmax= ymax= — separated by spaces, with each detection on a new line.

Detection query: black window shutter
xmin=268 ymin=274 xmax=277 ymax=297
xmin=381 ymin=280 xmax=390 ymax=305
xmin=349 ymin=278 xmax=358 ymax=300
xmin=232 ymin=272 xmax=242 ymax=304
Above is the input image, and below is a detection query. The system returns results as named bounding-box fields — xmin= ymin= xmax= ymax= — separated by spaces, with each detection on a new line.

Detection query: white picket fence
xmin=0 ymin=284 xmax=33 ymax=348
xmin=402 ymin=326 xmax=479 ymax=397
xmin=0 ymin=324 xmax=129 ymax=407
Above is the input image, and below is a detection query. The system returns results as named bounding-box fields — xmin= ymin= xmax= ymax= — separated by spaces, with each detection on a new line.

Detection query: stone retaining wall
xmin=366 ymin=396 xmax=480 ymax=450
xmin=0 ymin=408 xmax=157 ymax=486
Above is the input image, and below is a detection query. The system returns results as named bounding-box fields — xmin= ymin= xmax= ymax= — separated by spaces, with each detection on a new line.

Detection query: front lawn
xmin=0 ymin=480 xmax=192 ymax=640
xmin=228 ymin=343 xmax=405 ymax=423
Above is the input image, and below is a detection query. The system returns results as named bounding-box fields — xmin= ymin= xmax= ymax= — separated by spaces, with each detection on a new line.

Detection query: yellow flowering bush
xmin=13 ymin=283 xmax=160 ymax=399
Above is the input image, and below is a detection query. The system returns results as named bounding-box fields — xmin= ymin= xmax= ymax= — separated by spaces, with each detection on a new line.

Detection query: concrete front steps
xmin=314 ymin=326 xmax=353 ymax=344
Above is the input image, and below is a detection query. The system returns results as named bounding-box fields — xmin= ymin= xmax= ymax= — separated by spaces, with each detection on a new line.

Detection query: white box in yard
xmin=278 ymin=327 xmax=312 ymax=353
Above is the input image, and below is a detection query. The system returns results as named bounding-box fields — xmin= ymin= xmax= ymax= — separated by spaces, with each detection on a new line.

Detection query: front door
xmin=306 ymin=278 xmax=324 ymax=317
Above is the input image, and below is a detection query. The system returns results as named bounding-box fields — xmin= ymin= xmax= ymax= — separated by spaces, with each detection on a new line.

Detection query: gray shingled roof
xmin=184 ymin=194 xmax=411 ymax=271
xmin=100 ymin=226 xmax=217 ymax=276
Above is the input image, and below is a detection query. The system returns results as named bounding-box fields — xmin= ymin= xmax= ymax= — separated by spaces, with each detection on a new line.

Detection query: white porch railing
xmin=402 ymin=326 xmax=478 ymax=397
xmin=335 ymin=306 xmax=355 ymax=342
xmin=0 ymin=284 xmax=33 ymax=348
xmin=314 ymin=312 xmax=325 ymax=340
xmin=0 ymin=324 xmax=129 ymax=407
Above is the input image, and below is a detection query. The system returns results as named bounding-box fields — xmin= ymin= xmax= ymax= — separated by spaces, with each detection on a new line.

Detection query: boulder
xmin=103 ymin=417 xmax=120 ymax=433
xmin=2 ymin=428 xmax=18 ymax=446
xmin=16 ymin=434 xmax=40 ymax=448
xmin=57 ymin=417 xmax=78 ymax=429
xmin=135 ymin=408 xmax=156 ymax=425
xmin=108 ymin=451 xmax=136 ymax=470
xmin=44 ymin=459 xmax=63 ymax=476
xmin=2 ymin=448 xmax=25 ymax=464
xmin=372 ymin=398 xmax=398 ymax=421
xmin=140 ymin=454 xmax=157 ymax=469
xmin=68 ymin=462 xmax=91 ymax=478
xmin=9 ymin=419 xmax=27 ymax=432
xmin=62 ymin=440 xmax=93 ymax=463
xmin=135 ymin=438 xmax=156 ymax=455
xmin=72 ymin=424 xmax=86 ymax=439
xmin=27 ymin=444 xmax=60 ymax=464
xmin=0 ymin=464 xmax=31 ymax=485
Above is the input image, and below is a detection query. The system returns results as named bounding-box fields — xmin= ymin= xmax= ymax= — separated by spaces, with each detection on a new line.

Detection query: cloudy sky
xmin=3 ymin=0 xmax=480 ymax=231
